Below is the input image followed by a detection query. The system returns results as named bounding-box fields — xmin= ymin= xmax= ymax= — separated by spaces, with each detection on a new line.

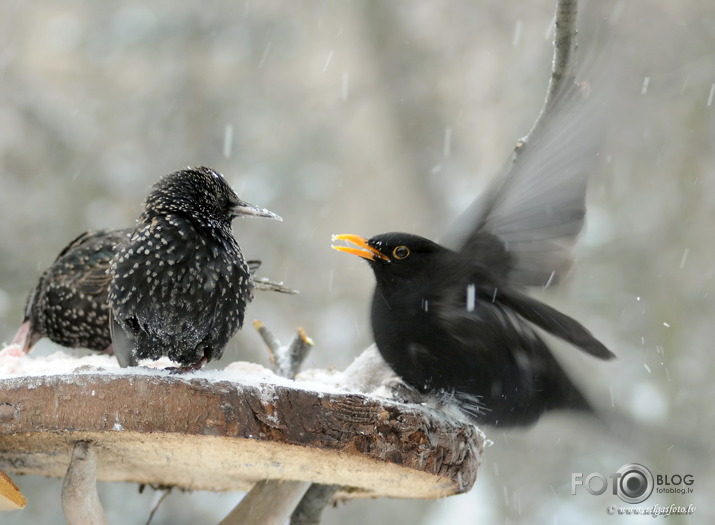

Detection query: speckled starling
xmin=12 ymin=229 xmax=132 ymax=354
xmin=108 ymin=166 xmax=281 ymax=370
xmin=12 ymin=237 xmax=292 ymax=361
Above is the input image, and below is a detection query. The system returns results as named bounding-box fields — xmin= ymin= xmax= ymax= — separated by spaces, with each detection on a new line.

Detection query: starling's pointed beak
xmin=232 ymin=200 xmax=282 ymax=221
xmin=331 ymin=234 xmax=389 ymax=262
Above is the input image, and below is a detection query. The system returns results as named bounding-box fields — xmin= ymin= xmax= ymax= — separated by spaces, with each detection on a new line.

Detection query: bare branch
xmin=276 ymin=327 xmax=314 ymax=380
xmin=219 ymin=480 xmax=311 ymax=525
xmin=519 ymin=0 xmax=579 ymax=147
xmin=290 ymin=484 xmax=341 ymax=525
xmin=253 ymin=320 xmax=281 ymax=363
xmin=61 ymin=441 xmax=107 ymax=525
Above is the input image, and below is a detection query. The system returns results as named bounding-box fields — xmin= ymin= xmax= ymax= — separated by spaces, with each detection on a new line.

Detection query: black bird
xmin=333 ymin=233 xmax=613 ymax=427
xmin=332 ymin=80 xmax=614 ymax=427
xmin=12 ymin=229 xmax=132 ymax=354
xmin=108 ymin=166 xmax=282 ymax=370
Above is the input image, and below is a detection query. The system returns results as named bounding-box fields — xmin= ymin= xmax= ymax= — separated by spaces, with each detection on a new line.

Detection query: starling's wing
xmin=61 ymin=229 xmax=133 ymax=296
xmin=443 ymin=77 xmax=608 ymax=288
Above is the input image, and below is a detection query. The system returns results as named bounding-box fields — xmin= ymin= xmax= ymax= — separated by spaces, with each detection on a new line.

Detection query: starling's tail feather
xmin=110 ymin=316 xmax=138 ymax=368
xmin=499 ymin=289 xmax=615 ymax=360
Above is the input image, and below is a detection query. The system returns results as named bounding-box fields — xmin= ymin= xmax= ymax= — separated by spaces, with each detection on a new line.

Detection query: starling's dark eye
xmin=392 ymin=246 xmax=410 ymax=260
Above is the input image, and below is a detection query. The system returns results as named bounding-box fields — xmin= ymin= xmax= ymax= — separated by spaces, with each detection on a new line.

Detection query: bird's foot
xmin=165 ymin=357 xmax=208 ymax=374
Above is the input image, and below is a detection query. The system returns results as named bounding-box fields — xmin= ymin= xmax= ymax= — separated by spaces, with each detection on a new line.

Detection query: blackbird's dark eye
xmin=393 ymin=246 xmax=410 ymax=260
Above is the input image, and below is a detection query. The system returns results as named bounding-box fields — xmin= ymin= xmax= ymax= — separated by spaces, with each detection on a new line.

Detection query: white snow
xmin=0 ymin=344 xmax=480 ymax=433
xmin=0 ymin=343 xmax=381 ymax=400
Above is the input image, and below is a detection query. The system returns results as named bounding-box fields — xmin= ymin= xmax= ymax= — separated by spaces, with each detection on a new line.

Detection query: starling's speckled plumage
xmin=108 ymin=166 xmax=281 ymax=369
xmin=12 ymin=229 xmax=132 ymax=354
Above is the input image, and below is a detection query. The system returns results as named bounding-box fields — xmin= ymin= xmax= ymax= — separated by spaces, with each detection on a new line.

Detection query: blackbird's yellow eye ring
xmin=393 ymin=246 xmax=410 ymax=260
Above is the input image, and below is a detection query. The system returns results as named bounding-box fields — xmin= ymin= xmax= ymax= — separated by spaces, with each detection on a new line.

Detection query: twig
xmin=518 ymin=0 xmax=579 ymax=148
xmin=276 ymin=327 xmax=314 ymax=380
xmin=290 ymin=484 xmax=341 ymax=525
xmin=145 ymin=489 xmax=171 ymax=525
xmin=61 ymin=441 xmax=108 ymax=525
xmin=253 ymin=320 xmax=281 ymax=358
xmin=254 ymin=321 xmax=314 ymax=380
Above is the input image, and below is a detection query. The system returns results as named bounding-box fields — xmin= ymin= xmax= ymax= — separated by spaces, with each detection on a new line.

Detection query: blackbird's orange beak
xmin=331 ymin=234 xmax=389 ymax=262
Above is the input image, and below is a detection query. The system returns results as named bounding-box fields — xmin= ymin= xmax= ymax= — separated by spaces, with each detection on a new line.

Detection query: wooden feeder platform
xmin=0 ymin=373 xmax=483 ymax=501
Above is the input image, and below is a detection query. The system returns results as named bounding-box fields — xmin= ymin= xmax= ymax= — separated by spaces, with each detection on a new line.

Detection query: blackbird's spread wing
xmin=497 ymin=287 xmax=614 ymax=359
xmin=443 ymin=79 xmax=608 ymax=288
xmin=433 ymin=281 xmax=593 ymax=426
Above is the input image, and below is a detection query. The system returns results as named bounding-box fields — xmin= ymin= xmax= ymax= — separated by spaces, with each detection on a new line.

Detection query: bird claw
xmin=164 ymin=357 xmax=208 ymax=374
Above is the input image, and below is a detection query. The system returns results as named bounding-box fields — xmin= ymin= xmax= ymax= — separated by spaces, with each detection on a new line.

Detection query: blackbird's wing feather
xmin=443 ymin=77 xmax=608 ymax=288
xmin=433 ymin=286 xmax=593 ymax=425
xmin=498 ymin=287 xmax=615 ymax=360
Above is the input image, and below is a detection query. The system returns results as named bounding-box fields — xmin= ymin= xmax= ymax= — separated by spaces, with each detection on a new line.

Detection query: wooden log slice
xmin=0 ymin=374 xmax=482 ymax=500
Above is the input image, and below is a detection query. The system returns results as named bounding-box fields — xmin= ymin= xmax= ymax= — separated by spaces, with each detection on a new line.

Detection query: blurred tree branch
xmin=519 ymin=0 xmax=579 ymax=147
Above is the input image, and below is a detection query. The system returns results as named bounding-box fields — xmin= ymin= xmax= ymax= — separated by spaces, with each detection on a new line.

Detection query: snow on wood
xmin=0 ymin=346 xmax=483 ymax=500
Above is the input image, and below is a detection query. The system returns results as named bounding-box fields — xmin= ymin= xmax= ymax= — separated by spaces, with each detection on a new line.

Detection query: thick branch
xmin=290 ymin=484 xmax=341 ymax=525
xmin=219 ymin=480 xmax=310 ymax=525
xmin=61 ymin=441 xmax=107 ymax=525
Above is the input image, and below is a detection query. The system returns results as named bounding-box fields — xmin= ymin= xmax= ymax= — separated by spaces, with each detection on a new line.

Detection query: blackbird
xmin=332 ymin=232 xmax=613 ymax=427
xmin=333 ymin=80 xmax=614 ymax=427
xmin=12 ymin=229 xmax=132 ymax=354
xmin=108 ymin=166 xmax=282 ymax=370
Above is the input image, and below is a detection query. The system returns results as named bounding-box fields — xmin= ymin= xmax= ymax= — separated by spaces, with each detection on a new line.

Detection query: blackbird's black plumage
xmin=333 ymin=79 xmax=614 ymax=427
xmin=333 ymin=233 xmax=613 ymax=427
xmin=108 ymin=166 xmax=282 ymax=369
xmin=12 ymin=229 xmax=132 ymax=354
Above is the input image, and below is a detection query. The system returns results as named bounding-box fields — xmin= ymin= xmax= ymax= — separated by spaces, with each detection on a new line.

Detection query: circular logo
xmin=615 ymin=463 xmax=654 ymax=504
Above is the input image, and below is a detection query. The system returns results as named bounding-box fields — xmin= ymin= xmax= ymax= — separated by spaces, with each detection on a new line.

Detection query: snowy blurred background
xmin=1 ymin=0 xmax=713 ymax=523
